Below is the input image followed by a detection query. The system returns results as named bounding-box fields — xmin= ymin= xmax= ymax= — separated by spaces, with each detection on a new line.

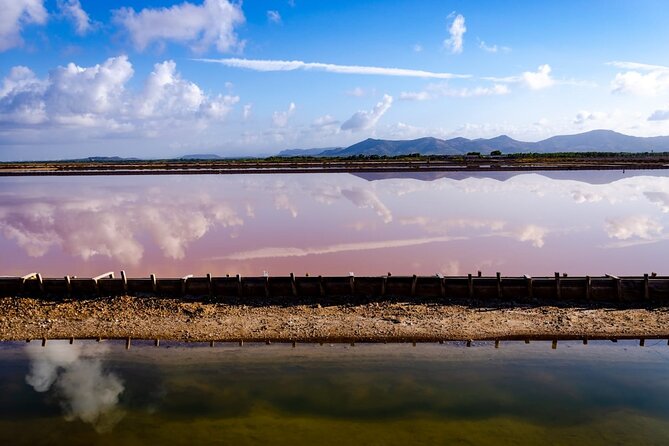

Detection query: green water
xmin=1 ymin=340 xmax=669 ymax=445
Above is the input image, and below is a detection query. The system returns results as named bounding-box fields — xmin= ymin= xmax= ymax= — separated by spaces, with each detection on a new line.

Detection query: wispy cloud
xmin=195 ymin=58 xmax=470 ymax=79
xmin=478 ymin=39 xmax=511 ymax=53
xmin=400 ymin=82 xmax=510 ymax=101
xmin=216 ymin=235 xmax=462 ymax=260
xmin=267 ymin=10 xmax=282 ymax=24
xmin=341 ymin=94 xmax=393 ymax=132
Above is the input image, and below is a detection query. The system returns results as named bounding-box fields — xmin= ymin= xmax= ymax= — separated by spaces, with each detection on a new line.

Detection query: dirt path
xmin=2 ymin=296 xmax=669 ymax=342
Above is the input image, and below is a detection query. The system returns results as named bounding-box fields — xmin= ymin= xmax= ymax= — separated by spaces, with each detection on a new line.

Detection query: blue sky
xmin=2 ymin=0 xmax=669 ymax=160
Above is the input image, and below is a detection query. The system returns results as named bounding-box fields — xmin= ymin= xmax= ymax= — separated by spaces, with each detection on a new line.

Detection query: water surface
xmin=1 ymin=170 xmax=668 ymax=276
xmin=1 ymin=340 xmax=669 ymax=445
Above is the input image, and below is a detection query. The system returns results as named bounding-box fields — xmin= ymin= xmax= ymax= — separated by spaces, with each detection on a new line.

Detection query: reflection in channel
xmin=25 ymin=342 xmax=125 ymax=433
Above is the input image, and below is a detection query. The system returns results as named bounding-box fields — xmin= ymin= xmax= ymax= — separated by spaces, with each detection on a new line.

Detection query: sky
xmin=1 ymin=0 xmax=669 ymax=160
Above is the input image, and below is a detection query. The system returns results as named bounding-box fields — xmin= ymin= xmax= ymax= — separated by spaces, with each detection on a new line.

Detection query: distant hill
xmin=67 ymin=156 xmax=140 ymax=162
xmin=179 ymin=154 xmax=223 ymax=160
xmin=278 ymin=130 xmax=669 ymax=157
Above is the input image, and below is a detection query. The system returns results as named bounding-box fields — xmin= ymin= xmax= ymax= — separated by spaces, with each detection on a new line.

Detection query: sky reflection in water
xmin=2 ymin=340 xmax=669 ymax=444
xmin=1 ymin=170 xmax=668 ymax=276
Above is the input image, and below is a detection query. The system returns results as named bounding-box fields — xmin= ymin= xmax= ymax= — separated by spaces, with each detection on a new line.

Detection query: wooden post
xmin=411 ymin=275 xmax=417 ymax=296
xmin=466 ymin=340 xmax=472 ymax=347
xmin=555 ymin=272 xmax=561 ymax=300
xmin=438 ymin=273 xmax=445 ymax=298
xmin=41 ymin=337 xmax=46 ymax=347
xmin=181 ymin=274 xmax=193 ymax=296
xmin=583 ymin=338 xmax=588 ymax=345
xmin=644 ymin=274 xmax=649 ymax=300
xmin=525 ymin=339 xmax=530 ymax=344
xmin=496 ymin=272 xmax=502 ymax=299
xmin=350 ymin=273 xmax=355 ymax=296
xmin=155 ymin=339 xmax=160 ymax=347
xmin=36 ymin=273 xmax=44 ymax=293
xmin=210 ymin=340 xmax=215 ymax=347
xmin=477 ymin=271 xmax=482 ymax=277
xmin=236 ymin=274 xmax=242 ymax=297
xmin=468 ymin=274 xmax=473 ymax=299
xmin=64 ymin=275 xmax=71 ymax=297
xmin=264 ymin=274 xmax=270 ymax=298
xmin=640 ymin=338 xmax=645 ymax=347
xmin=206 ymin=273 xmax=212 ymax=298
xmin=319 ymin=275 xmax=325 ymax=297
xmin=290 ymin=273 xmax=297 ymax=297
xmin=150 ymin=274 xmax=157 ymax=293
xmin=524 ymin=275 xmax=533 ymax=299
xmin=586 ymin=276 xmax=592 ymax=301
xmin=125 ymin=337 xmax=131 ymax=350
xmin=292 ymin=341 xmax=296 ymax=348
xmin=552 ymin=339 xmax=557 ymax=350
xmin=120 ymin=270 xmax=128 ymax=294
xmin=606 ymin=274 xmax=621 ymax=301
xmin=239 ymin=340 xmax=244 ymax=347
xmin=381 ymin=276 xmax=387 ymax=296
xmin=494 ymin=340 xmax=500 ymax=349
xmin=69 ymin=336 xmax=74 ymax=345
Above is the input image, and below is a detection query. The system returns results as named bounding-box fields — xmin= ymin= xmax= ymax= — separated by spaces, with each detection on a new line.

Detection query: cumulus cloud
xmin=0 ymin=0 xmax=47 ymax=51
xmin=515 ymin=224 xmax=548 ymax=248
xmin=644 ymin=192 xmax=669 ymax=213
xmin=400 ymin=82 xmax=509 ymax=101
xmin=57 ymin=0 xmax=92 ymax=35
xmin=608 ymin=61 xmax=669 ymax=96
xmin=444 ymin=13 xmax=466 ymax=54
xmin=341 ymin=94 xmax=392 ymax=132
xmin=574 ymin=110 xmax=608 ymax=125
xmin=272 ymin=102 xmax=295 ymax=127
xmin=25 ymin=342 xmax=124 ymax=433
xmin=522 ymin=64 xmax=555 ymax=90
xmin=267 ymin=10 xmax=282 ymax=24
xmin=648 ymin=109 xmax=669 ymax=121
xmin=196 ymin=58 xmax=470 ymax=79
xmin=113 ymin=0 xmax=245 ymax=53
xmin=605 ymin=215 xmax=663 ymax=240
xmin=0 ymin=188 xmax=243 ymax=263
xmin=0 ymin=56 xmax=238 ymax=136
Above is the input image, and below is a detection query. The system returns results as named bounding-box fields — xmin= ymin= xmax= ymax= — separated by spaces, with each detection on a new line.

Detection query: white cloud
xmin=605 ymin=215 xmax=663 ymax=240
xmin=57 ymin=0 xmax=92 ymax=35
xmin=522 ymin=64 xmax=555 ymax=90
xmin=483 ymin=64 xmax=557 ymax=90
xmin=648 ymin=109 xmax=669 ymax=121
xmin=574 ymin=110 xmax=608 ymax=125
xmin=341 ymin=94 xmax=392 ymax=132
xmin=272 ymin=102 xmax=295 ymax=127
xmin=443 ymin=13 xmax=466 ymax=54
xmin=413 ymin=43 xmax=423 ymax=52
xmin=515 ymin=224 xmax=548 ymax=248
xmin=400 ymin=82 xmax=509 ymax=101
xmin=0 ymin=56 xmax=239 ymax=137
xmin=218 ymin=235 xmax=459 ymax=260
xmin=346 ymin=87 xmax=366 ymax=97
xmin=0 ymin=0 xmax=47 ymax=51
xmin=608 ymin=61 xmax=669 ymax=96
xmin=196 ymin=58 xmax=470 ymax=79
xmin=113 ymin=0 xmax=245 ymax=53
xmin=25 ymin=342 xmax=124 ymax=433
xmin=267 ymin=10 xmax=282 ymax=24
xmin=341 ymin=187 xmax=392 ymax=223
xmin=479 ymin=40 xmax=511 ymax=53
xmin=243 ymin=103 xmax=252 ymax=120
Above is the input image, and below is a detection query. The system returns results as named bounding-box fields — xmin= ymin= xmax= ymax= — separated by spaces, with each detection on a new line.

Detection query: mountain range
xmin=278 ymin=130 xmax=669 ymax=157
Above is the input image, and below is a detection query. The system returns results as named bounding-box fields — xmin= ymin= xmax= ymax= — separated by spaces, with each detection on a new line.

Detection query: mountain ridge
xmin=278 ymin=130 xmax=669 ymax=157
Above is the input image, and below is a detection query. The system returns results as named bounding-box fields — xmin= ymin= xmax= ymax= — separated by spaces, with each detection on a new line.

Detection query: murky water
xmin=1 ymin=170 xmax=669 ymax=277
xmin=1 ymin=340 xmax=669 ymax=445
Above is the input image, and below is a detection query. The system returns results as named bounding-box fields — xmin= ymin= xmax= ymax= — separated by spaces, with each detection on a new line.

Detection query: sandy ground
xmin=1 ymin=296 xmax=669 ymax=342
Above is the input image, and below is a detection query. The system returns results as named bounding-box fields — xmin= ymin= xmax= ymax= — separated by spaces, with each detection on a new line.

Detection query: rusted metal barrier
xmin=0 ymin=272 xmax=667 ymax=302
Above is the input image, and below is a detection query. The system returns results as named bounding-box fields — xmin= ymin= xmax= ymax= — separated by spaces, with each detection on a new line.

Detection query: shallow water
xmin=1 ymin=340 xmax=669 ymax=445
xmin=1 ymin=170 xmax=668 ymax=277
